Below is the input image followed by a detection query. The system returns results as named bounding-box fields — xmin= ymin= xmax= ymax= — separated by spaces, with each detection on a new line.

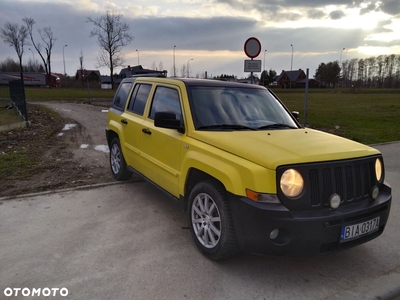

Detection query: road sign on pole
xmin=244 ymin=37 xmax=262 ymax=84
xmin=244 ymin=37 xmax=261 ymax=59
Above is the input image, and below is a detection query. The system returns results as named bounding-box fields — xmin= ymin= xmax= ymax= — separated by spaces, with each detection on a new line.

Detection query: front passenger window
xmin=149 ymin=87 xmax=182 ymax=120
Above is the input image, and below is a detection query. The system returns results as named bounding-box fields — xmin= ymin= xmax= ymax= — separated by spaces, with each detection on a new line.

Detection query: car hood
xmin=190 ymin=128 xmax=380 ymax=170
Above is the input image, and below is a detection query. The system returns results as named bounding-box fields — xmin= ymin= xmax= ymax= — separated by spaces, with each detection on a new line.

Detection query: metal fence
xmin=9 ymin=80 xmax=28 ymax=121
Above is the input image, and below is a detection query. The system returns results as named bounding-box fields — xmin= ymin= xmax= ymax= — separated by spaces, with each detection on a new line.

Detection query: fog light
xmin=270 ymin=229 xmax=279 ymax=240
xmin=371 ymin=186 xmax=379 ymax=200
xmin=330 ymin=193 xmax=341 ymax=209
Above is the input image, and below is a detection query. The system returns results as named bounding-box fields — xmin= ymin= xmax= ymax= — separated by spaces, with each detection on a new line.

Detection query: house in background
xmin=75 ymin=69 xmax=101 ymax=82
xmin=276 ymin=69 xmax=321 ymax=88
xmin=117 ymin=65 xmax=167 ymax=82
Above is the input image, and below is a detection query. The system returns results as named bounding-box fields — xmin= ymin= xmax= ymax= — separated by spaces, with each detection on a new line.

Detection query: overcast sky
xmin=1 ymin=0 xmax=399 ymax=78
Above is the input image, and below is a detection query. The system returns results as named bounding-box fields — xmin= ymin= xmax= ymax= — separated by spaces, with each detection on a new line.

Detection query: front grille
xmin=309 ymin=160 xmax=374 ymax=206
xmin=277 ymin=155 xmax=382 ymax=211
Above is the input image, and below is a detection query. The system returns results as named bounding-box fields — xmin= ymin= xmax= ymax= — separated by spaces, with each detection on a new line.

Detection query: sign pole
xmin=251 ymin=58 xmax=253 ymax=84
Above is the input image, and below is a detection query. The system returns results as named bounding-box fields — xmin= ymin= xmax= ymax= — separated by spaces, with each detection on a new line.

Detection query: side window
xmin=112 ymin=82 xmax=132 ymax=110
xmin=149 ymin=86 xmax=182 ymax=120
xmin=127 ymin=84 xmax=151 ymax=115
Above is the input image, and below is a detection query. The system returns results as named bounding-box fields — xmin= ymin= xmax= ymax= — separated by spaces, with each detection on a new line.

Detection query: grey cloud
xmin=379 ymin=0 xmax=400 ymax=15
xmin=307 ymin=9 xmax=326 ymax=19
xmin=329 ymin=10 xmax=345 ymax=20
xmin=360 ymin=3 xmax=378 ymax=15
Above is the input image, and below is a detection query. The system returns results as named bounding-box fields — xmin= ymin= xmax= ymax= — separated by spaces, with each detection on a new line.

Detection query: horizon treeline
xmin=341 ymin=54 xmax=400 ymax=88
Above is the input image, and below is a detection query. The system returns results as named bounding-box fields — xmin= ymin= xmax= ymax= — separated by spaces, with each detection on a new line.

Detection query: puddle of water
xmin=62 ymin=124 xmax=77 ymax=131
xmin=80 ymin=144 xmax=89 ymax=149
xmin=101 ymin=110 xmax=108 ymax=113
xmin=94 ymin=145 xmax=109 ymax=153
xmin=62 ymin=109 xmax=72 ymax=112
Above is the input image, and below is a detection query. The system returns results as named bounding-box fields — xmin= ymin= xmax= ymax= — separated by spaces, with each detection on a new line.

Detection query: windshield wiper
xmin=197 ymin=124 xmax=256 ymax=131
xmin=257 ymin=123 xmax=297 ymax=130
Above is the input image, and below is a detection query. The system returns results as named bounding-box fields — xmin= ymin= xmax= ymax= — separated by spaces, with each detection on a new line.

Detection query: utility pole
xmin=173 ymin=45 xmax=176 ymax=77
xmin=187 ymin=58 xmax=193 ymax=78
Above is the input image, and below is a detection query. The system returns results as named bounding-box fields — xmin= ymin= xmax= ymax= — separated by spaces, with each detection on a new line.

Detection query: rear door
xmin=122 ymin=82 xmax=153 ymax=173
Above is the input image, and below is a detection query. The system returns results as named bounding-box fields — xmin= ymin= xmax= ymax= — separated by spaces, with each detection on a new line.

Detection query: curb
xmin=0 ymin=179 xmax=142 ymax=202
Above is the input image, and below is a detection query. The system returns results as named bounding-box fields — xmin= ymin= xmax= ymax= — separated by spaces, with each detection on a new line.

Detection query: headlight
xmin=375 ymin=158 xmax=383 ymax=182
xmin=280 ymin=169 xmax=304 ymax=198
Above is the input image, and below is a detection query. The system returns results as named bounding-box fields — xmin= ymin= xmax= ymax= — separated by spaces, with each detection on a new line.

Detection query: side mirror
xmin=154 ymin=112 xmax=184 ymax=133
xmin=291 ymin=111 xmax=300 ymax=121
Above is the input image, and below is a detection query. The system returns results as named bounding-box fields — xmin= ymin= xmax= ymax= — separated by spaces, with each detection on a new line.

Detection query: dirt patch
xmin=0 ymin=103 xmax=114 ymax=198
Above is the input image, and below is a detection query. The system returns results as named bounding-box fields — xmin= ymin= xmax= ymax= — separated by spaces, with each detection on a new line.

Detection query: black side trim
xmin=126 ymin=166 xmax=181 ymax=206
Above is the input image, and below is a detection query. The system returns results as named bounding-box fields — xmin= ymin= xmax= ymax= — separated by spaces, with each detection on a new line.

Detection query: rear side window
xmin=149 ymin=86 xmax=182 ymax=120
xmin=112 ymin=82 xmax=132 ymax=110
xmin=127 ymin=84 xmax=151 ymax=115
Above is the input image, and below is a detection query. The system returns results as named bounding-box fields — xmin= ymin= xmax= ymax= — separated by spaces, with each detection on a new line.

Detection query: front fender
xmin=180 ymin=147 xmax=277 ymax=197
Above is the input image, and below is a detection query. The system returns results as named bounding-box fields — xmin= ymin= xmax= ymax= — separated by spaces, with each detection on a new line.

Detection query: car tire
xmin=109 ymin=137 xmax=132 ymax=181
xmin=188 ymin=180 xmax=240 ymax=261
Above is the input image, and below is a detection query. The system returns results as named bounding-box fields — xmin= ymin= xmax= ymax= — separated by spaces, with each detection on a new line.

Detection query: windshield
xmin=188 ymin=86 xmax=298 ymax=130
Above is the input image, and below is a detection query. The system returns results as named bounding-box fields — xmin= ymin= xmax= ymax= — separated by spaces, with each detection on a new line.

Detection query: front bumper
xmin=228 ymin=183 xmax=392 ymax=256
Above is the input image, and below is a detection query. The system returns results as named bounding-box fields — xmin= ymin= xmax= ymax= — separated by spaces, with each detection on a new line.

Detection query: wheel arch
xmin=107 ymin=129 xmax=119 ymax=146
xmin=181 ymin=168 xmax=225 ymax=211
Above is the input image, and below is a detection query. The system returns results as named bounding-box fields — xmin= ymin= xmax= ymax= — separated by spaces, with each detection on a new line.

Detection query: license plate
xmin=340 ymin=216 xmax=380 ymax=243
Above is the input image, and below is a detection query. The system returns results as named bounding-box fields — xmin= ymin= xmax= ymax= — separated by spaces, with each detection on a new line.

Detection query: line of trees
xmin=315 ymin=54 xmax=400 ymax=88
xmin=0 ymin=57 xmax=44 ymax=73
xmin=342 ymin=54 xmax=400 ymax=88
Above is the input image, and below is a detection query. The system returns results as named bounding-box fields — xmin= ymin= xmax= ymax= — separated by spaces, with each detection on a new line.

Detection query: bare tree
xmin=23 ymin=17 xmax=57 ymax=87
xmin=180 ymin=64 xmax=186 ymax=78
xmin=151 ymin=61 xmax=157 ymax=70
xmin=158 ymin=61 xmax=164 ymax=71
xmin=87 ymin=11 xmax=133 ymax=88
xmin=79 ymin=50 xmax=84 ymax=87
xmin=0 ymin=22 xmax=29 ymax=81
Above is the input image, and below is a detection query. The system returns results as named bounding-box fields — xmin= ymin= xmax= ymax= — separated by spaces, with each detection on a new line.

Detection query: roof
xmin=119 ymin=65 xmax=166 ymax=77
xmin=276 ymin=70 xmax=305 ymax=82
xmin=120 ymin=77 xmax=266 ymax=90
xmin=76 ymin=70 xmax=101 ymax=77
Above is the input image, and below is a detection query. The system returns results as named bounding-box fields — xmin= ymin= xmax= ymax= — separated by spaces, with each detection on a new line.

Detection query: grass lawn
xmin=1 ymin=86 xmax=400 ymax=144
xmin=0 ymin=85 xmax=115 ymax=100
xmin=274 ymin=89 xmax=400 ymax=144
xmin=0 ymin=103 xmax=24 ymax=126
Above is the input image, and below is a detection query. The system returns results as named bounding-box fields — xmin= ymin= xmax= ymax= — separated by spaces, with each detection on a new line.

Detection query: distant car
xmin=106 ymin=77 xmax=392 ymax=260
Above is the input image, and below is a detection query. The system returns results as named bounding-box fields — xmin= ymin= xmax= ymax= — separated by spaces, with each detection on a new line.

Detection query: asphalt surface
xmin=0 ymin=142 xmax=399 ymax=300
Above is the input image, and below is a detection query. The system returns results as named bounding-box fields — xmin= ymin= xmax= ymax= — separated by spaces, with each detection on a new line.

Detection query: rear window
xmin=112 ymin=82 xmax=132 ymax=110
xmin=127 ymin=84 xmax=152 ymax=115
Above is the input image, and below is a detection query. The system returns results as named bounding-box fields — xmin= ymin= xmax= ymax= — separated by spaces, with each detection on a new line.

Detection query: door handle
xmin=121 ymin=119 xmax=128 ymax=124
xmin=142 ymin=128 xmax=152 ymax=135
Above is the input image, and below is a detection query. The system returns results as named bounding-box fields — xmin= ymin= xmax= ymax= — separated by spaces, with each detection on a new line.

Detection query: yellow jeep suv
xmin=106 ymin=77 xmax=392 ymax=260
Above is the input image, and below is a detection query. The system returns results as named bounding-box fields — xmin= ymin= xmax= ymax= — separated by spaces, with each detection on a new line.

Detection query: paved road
xmin=1 ymin=142 xmax=399 ymax=300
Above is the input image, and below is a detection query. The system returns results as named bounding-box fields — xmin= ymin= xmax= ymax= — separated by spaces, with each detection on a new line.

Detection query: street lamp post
xmin=187 ymin=58 xmax=193 ymax=78
xmin=340 ymin=47 xmax=345 ymax=87
xmin=290 ymin=44 xmax=294 ymax=89
xmin=263 ymin=49 xmax=267 ymax=86
xmin=62 ymin=44 xmax=67 ymax=87
xmin=136 ymin=49 xmax=140 ymax=65
xmin=173 ymin=45 xmax=176 ymax=77
xmin=290 ymin=44 xmax=293 ymax=71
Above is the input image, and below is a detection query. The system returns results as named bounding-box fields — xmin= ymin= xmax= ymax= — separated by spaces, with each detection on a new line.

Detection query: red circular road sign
xmin=244 ymin=37 xmax=261 ymax=59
